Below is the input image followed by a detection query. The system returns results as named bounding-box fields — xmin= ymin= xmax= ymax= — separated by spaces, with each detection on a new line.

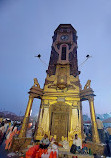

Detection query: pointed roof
xmin=54 ymin=24 xmax=77 ymax=33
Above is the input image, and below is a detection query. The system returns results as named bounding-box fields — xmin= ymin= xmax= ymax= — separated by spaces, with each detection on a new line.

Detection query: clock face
xmin=60 ymin=35 xmax=69 ymax=41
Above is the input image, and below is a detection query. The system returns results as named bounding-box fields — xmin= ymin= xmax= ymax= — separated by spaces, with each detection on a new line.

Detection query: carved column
xmin=19 ymin=95 xmax=34 ymax=138
xmin=88 ymin=97 xmax=100 ymax=143
xmin=41 ymin=106 xmax=49 ymax=134
xmin=71 ymin=108 xmax=79 ymax=131
xmin=35 ymin=106 xmax=49 ymax=140
xmin=80 ymin=102 xmax=84 ymax=139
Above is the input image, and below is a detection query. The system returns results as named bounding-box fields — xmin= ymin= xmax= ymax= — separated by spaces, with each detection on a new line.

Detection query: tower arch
xmin=49 ymin=102 xmax=72 ymax=141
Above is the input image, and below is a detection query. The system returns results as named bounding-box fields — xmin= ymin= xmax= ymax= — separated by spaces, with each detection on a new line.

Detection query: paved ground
xmin=0 ymin=142 xmax=9 ymax=158
xmin=0 ymin=142 xmax=20 ymax=158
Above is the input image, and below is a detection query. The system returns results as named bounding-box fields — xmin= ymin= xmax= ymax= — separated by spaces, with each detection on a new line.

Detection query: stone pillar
xmin=71 ymin=106 xmax=82 ymax=139
xmin=41 ymin=106 xmax=49 ymax=134
xmin=71 ymin=108 xmax=79 ymax=131
xmin=80 ymin=102 xmax=84 ymax=139
xmin=19 ymin=95 xmax=34 ymax=138
xmin=34 ymin=106 xmax=49 ymax=140
xmin=88 ymin=97 xmax=100 ymax=143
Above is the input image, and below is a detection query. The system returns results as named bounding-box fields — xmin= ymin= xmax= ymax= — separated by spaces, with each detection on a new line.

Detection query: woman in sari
xmin=5 ymin=123 xmax=17 ymax=150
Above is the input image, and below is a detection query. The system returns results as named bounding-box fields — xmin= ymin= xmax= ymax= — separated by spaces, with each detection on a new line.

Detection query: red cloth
xmin=82 ymin=143 xmax=88 ymax=148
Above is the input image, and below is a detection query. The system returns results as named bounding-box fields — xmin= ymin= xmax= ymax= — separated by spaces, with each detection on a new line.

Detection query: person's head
xmin=7 ymin=119 xmax=11 ymax=123
xmin=44 ymin=134 xmax=48 ymax=139
xmin=12 ymin=122 xmax=17 ymax=131
xmin=83 ymin=140 xmax=86 ymax=144
xmin=97 ymin=117 xmax=100 ymax=119
xmin=4 ymin=120 xmax=7 ymax=124
xmin=75 ymin=134 xmax=78 ymax=139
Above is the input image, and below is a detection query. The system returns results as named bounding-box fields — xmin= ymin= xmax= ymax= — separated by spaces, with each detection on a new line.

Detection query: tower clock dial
xmin=60 ymin=35 xmax=69 ymax=41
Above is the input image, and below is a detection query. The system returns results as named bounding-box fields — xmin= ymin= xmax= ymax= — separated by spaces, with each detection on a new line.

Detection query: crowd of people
xmin=0 ymin=117 xmax=111 ymax=157
xmin=83 ymin=117 xmax=111 ymax=157
xmin=0 ymin=119 xmax=91 ymax=156
xmin=0 ymin=119 xmax=22 ymax=150
xmin=83 ymin=117 xmax=111 ymax=143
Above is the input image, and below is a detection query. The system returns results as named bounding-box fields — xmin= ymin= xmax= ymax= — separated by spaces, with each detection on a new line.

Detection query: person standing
xmin=4 ymin=120 xmax=9 ymax=139
xmin=5 ymin=123 xmax=17 ymax=150
xmin=84 ymin=125 xmax=89 ymax=136
xmin=96 ymin=117 xmax=104 ymax=143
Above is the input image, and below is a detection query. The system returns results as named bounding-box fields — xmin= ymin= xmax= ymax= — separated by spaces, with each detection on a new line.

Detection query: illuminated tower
xmin=35 ymin=24 xmax=82 ymax=142
xmin=19 ymin=24 xmax=100 ymax=145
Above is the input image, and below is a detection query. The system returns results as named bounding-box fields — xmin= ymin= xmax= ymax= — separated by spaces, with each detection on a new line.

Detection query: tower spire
xmin=47 ymin=24 xmax=80 ymax=77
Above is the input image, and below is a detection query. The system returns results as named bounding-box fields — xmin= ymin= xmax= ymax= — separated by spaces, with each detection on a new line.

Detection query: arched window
xmin=61 ymin=46 xmax=66 ymax=60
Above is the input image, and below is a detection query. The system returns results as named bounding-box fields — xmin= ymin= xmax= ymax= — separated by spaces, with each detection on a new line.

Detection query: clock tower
xmin=35 ymin=24 xmax=82 ymax=142
xmin=18 ymin=24 xmax=100 ymax=151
